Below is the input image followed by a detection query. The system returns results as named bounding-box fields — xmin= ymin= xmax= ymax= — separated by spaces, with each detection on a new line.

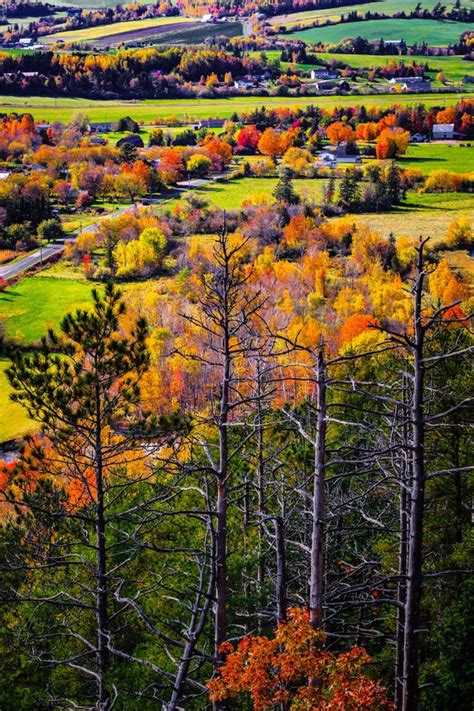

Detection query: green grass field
xmin=270 ymin=0 xmax=465 ymax=26
xmin=0 ymin=275 xmax=98 ymax=442
xmin=0 ymin=275 xmax=93 ymax=344
xmin=282 ymin=19 xmax=471 ymax=46
xmin=1 ymin=92 xmax=471 ymax=124
xmin=316 ymin=52 xmax=472 ymax=81
xmin=400 ymin=143 xmax=474 ymax=174
xmin=175 ymin=177 xmax=327 ymax=209
xmin=43 ymin=16 xmax=195 ymax=44
xmin=0 ymin=359 xmax=35 ymax=442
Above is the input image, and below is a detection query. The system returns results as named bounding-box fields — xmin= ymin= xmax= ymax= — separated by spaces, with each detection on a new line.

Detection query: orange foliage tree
xmin=208 ymin=607 xmax=393 ymax=711
xmin=258 ymin=127 xmax=284 ymax=160
xmin=376 ymin=128 xmax=410 ymax=159
xmin=326 ymin=121 xmax=356 ymax=145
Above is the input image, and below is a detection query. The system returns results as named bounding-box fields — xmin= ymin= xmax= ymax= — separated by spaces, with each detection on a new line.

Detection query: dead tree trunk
xmin=401 ymin=243 xmax=427 ymax=711
xmin=275 ymin=516 xmax=287 ymax=624
xmin=95 ymin=385 xmax=110 ymax=710
xmin=310 ymin=348 xmax=327 ymax=631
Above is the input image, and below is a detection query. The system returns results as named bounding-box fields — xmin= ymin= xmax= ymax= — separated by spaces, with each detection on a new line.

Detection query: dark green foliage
xmin=273 ymin=166 xmax=299 ymax=204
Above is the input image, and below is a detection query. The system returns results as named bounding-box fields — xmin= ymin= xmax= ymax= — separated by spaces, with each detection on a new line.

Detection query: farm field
xmin=281 ymin=18 xmax=473 ymax=45
xmin=46 ymin=0 xmax=156 ymax=6
xmin=400 ymin=143 xmax=474 ymax=174
xmin=1 ymin=92 xmax=471 ymax=124
xmin=357 ymin=191 xmax=474 ymax=240
xmin=316 ymin=52 xmax=473 ymax=81
xmin=250 ymin=50 xmax=472 ymax=82
xmin=269 ymin=0 xmax=465 ymax=26
xmin=42 ymin=16 xmax=197 ymax=45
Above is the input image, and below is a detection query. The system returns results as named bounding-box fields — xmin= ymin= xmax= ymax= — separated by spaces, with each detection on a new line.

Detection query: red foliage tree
xmin=208 ymin=607 xmax=393 ymax=710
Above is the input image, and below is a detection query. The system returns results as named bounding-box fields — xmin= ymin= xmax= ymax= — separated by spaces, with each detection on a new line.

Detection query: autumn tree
xmin=326 ymin=121 xmax=357 ymax=146
xmin=208 ymin=607 xmax=392 ymax=711
xmin=258 ymin=128 xmax=284 ymax=162
xmin=376 ymin=128 xmax=410 ymax=159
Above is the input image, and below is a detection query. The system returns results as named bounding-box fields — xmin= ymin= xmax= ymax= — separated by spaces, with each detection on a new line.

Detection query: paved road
xmin=0 ymin=203 xmax=152 ymax=281
xmin=0 ymin=171 xmax=230 ymax=281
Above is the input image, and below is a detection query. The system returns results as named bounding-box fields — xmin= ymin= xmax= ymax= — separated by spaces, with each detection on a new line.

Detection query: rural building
xmin=89 ymin=137 xmax=107 ymax=145
xmin=319 ymin=141 xmax=361 ymax=167
xmin=312 ymin=79 xmax=350 ymax=92
xmin=432 ymin=123 xmax=455 ymax=140
xmin=389 ymin=76 xmax=425 ymax=84
xmin=116 ymin=134 xmax=144 ymax=148
xmin=193 ymin=118 xmax=225 ymax=129
xmin=310 ymin=69 xmax=338 ymax=80
xmin=389 ymin=76 xmax=432 ymax=93
xmin=89 ymin=122 xmax=113 ymax=133
xmin=410 ymin=133 xmax=428 ymax=142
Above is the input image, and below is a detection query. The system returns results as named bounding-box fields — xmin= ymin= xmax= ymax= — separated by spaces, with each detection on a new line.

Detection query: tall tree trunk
xmin=310 ymin=348 xmax=327 ymax=631
xmin=395 ymin=375 xmax=410 ymax=710
xmin=95 ymin=383 xmax=110 ymax=710
xmin=402 ymin=251 xmax=426 ymax=711
xmin=275 ymin=516 xmax=287 ymax=624
xmin=213 ymin=300 xmax=230 ymax=711
xmin=256 ymin=361 xmax=266 ymax=632
xmin=396 ymin=481 xmax=409 ymax=709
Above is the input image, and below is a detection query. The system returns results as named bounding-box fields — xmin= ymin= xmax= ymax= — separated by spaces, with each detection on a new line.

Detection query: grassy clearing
xmin=43 ymin=16 xmax=195 ymax=44
xmin=0 ymin=275 xmax=93 ymax=344
xmin=357 ymin=191 xmax=474 ymax=240
xmin=283 ymin=19 xmax=471 ymax=46
xmin=399 ymin=143 xmax=474 ymax=174
xmin=1 ymin=92 xmax=470 ymax=124
xmin=171 ymin=177 xmax=327 ymax=210
xmin=0 ymin=360 xmax=35 ymax=442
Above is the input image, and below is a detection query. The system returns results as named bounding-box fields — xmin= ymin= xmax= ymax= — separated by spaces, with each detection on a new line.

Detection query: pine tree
xmin=274 ymin=167 xmax=299 ymax=205
xmin=338 ymin=169 xmax=360 ymax=209
xmin=386 ymin=160 xmax=402 ymax=205
xmin=6 ymin=285 xmax=158 ymax=709
xmin=324 ymin=175 xmax=336 ymax=206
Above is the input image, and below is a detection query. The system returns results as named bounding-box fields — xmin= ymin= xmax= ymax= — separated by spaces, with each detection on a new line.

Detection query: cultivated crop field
xmin=42 ymin=16 xmax=198 ymax=45
xmin=1 ymin=92 xmax=471 ymax=124
xmin=282 ymin=18 xmax=472 ymax=45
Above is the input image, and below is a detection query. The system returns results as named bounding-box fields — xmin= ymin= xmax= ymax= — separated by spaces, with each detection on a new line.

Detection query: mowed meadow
xmin=282 ymin=18 xmax=473 ymax=45
xmin=1 ymin=92 xmax=472 ymax=124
